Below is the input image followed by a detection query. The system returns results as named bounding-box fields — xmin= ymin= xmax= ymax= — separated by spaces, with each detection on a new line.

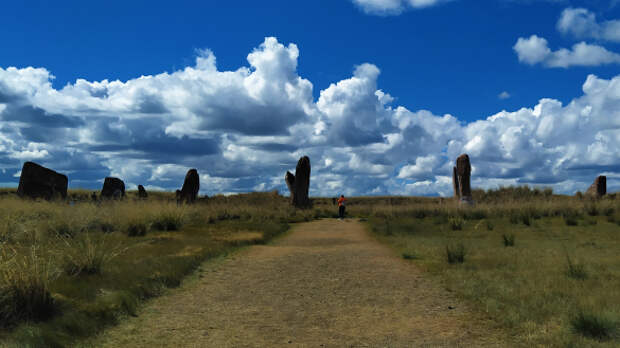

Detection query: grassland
xmin=355 ymin=188 xmax=620 ymax=347
xmin=0 ymin=189 xmax=322 ymax=347
xmin=0 ymin=186 xmax=618 ymax=347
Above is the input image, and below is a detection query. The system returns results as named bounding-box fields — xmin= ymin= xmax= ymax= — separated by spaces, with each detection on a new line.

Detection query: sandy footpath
xmin=92 ymin=219 xmax=503 ymax=347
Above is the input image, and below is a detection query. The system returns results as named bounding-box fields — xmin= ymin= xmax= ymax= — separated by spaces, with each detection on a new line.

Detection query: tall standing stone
xmin=294 ymin=156 xmax=311 ymax=208
xmin=179 ymin=169 xmax=199 ymax=204
xmin=17 ymin=161 xmax=68 ymax=200
xmin=453 ymin=154 xmax=472 ymax=202
xmin=284 ymin=156 xmax=311 ymax=208
xmin=586 ymin=175 xmax=606 ymax=197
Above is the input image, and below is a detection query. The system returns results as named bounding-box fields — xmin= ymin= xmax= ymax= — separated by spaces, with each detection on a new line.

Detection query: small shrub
xmin=521 ymin=213 xmax=531 ymax=226
xmin=126 ymin=221 xmax=148 ymax=237
xmin=566 ymin=255 xmax=588 ymax=280
xmin=486 ymin=221 xmax=494 ymax=231
xmin=564 ymin=216 xmax=578 ymax=226
xmin=402 ymin=252 xmax=419 ymax=260
xmin=446 ymin=243 xmax=466 ymax=264
xmin=502 ymin=234 xmax=515 ymax=247
xmin=86 ymin=219 xmax=115 ymax=233
xmin=571 ymin=310 xmax=616 ymax=340
xmin=448 ymin=217 xmax=464 ymax=231
xmin=602 ymin=206 xmax=615 ymax=217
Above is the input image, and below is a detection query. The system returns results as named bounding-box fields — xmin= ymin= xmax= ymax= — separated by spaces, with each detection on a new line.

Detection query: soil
xmin=92 ymin=219 xmax=503 ymax=347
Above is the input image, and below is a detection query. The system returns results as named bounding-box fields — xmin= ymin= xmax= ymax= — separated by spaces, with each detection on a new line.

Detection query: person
xmin=337 ymin=195 xmax=346 ymax=220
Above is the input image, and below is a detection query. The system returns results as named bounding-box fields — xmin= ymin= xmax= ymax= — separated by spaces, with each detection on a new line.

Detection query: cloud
xmin=498 ymin=91 xmax=511 ymax=99
xmin=351 ymin=0 xmax=451 ymax=15
xmin=0 ymin=37 xmax=619 ymax=197
xmin=557 ymin=8 xmax=620 ymax=42
xmin=514 ymin=35 xmax=620 ymax=67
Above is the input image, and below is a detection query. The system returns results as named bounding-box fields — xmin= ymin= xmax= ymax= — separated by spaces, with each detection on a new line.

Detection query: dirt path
xmin=93 ymin=219 xmax=502 ymax=347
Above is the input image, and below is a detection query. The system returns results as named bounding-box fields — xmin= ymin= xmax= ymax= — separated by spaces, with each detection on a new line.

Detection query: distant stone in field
xmin=17 ymin=161 xmax=68 ymax=200
xmin=284 ymin=156 xmax=312 ymax=208
xmin=586 ymin=175 xmax=606 ymax=197
xmin=179 ymin=169 xmax=199 ymax=204
xmin=454 ymin=154 xmax=473 ymax=203
xmin=285 ymin=171 xmax=295 ymax=202
xmin=452 ymin=166 xmax=459 ymax=199
xmin=138 ymin=185 xmax=148 ymax=198
xmin=101 ymin=177 xmax=126 ymax=199
xmin=295 ymin=156 xmax=311 ymax=208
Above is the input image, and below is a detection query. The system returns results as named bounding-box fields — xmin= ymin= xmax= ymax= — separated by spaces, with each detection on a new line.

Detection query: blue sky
xmin=0 ymin=0 xmax=619 ymax=196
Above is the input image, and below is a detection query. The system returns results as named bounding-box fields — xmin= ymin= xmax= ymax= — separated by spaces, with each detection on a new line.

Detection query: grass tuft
xmin=571 ymin=310 xmax=617 ymax=340
xmin=57 ymin=233 xmax=126 ymax=276
xmin=564 ymin=215 xmax=578 ymax=226
xmin=565 ymin=255 xmax=588 ymax=280
xmin=402 ymin=252 xmax=419 ymax=260
xmin=126 ymin=220 xmax=148 ymax=237
xmin=446 ymin=243 xmax=466 ymax=264
xmin=448 ymin=217 xmax=464 ymax=231
xmin=151 ymin=212 xmax=183 ymax=231
xmin=502 ymin=234 xmax=515 ymax=247
xmin=0 ymin=244 xmax=58 ymax=326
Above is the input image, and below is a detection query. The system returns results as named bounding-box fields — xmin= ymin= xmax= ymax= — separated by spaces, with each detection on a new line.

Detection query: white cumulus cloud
xmin=351 ymin=0 xmax=451 ymax=15
xmin=514 ymin=35 xmax=620 ymax=67
xmin=0 ymin=37 xmax=619 ymax=196
xmin=557 ymin=7 xmax=620 ymax=42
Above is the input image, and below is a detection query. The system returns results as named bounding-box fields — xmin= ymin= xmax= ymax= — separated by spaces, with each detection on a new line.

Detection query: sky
xmin=0 ymin=0 xmax=619 ymax=196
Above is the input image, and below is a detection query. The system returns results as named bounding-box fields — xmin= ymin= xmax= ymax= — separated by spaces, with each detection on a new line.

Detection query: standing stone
xmin=175 ymin=189 xmax=182 ymax=204
xmin=586 ymin=175 xmax=606 ymax=197
xmin=284 ymin=156 xmax=311 ymax=208
xmin=452 ymin=166 xmax=459 ymax=199
xmin=179 ymin=169 xmax=199 ymax=204
xmin=454 ymin=154 xmax=472 ymax=202
xmin=101 ymin=177 xmax=125 ymax=199
xmin=294 ymin=156 xmax=311 ymax=208
xmin=17 ymin=161 xmax=68 ymax=200
xmin=138 ymin=185 xmax=148 ymax=198
xmin=284 ymin=171 xmax=295 ymax=203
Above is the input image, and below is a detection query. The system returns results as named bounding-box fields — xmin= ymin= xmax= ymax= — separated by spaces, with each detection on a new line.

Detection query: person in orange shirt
xmin=337 ymin=195 xmax=346 ymax=220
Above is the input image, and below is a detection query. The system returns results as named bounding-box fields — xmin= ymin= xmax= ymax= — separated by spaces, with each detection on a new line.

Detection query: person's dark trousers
xmin=338 ymin=206 xmax=345 ymax=219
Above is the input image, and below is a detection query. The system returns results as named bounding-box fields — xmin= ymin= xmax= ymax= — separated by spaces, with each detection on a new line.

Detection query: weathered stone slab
xmin=101 ymin=177 xmax=126 ymax=199
xmin=586 ymin=175 xmax=606 ymax=197
xmin=17 ymin=161 xmax=68 ymax=200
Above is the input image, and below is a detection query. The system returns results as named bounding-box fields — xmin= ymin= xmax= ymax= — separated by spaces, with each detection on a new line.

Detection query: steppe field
xmin=0 ymin=187 xmax=618 ymax=347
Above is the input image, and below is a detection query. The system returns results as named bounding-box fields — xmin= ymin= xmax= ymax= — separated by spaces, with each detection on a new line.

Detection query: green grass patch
xmin=366 ymin=196 xmax=620 ymax=347
xmin=0 ymin=192 xmax=303 ymax=347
